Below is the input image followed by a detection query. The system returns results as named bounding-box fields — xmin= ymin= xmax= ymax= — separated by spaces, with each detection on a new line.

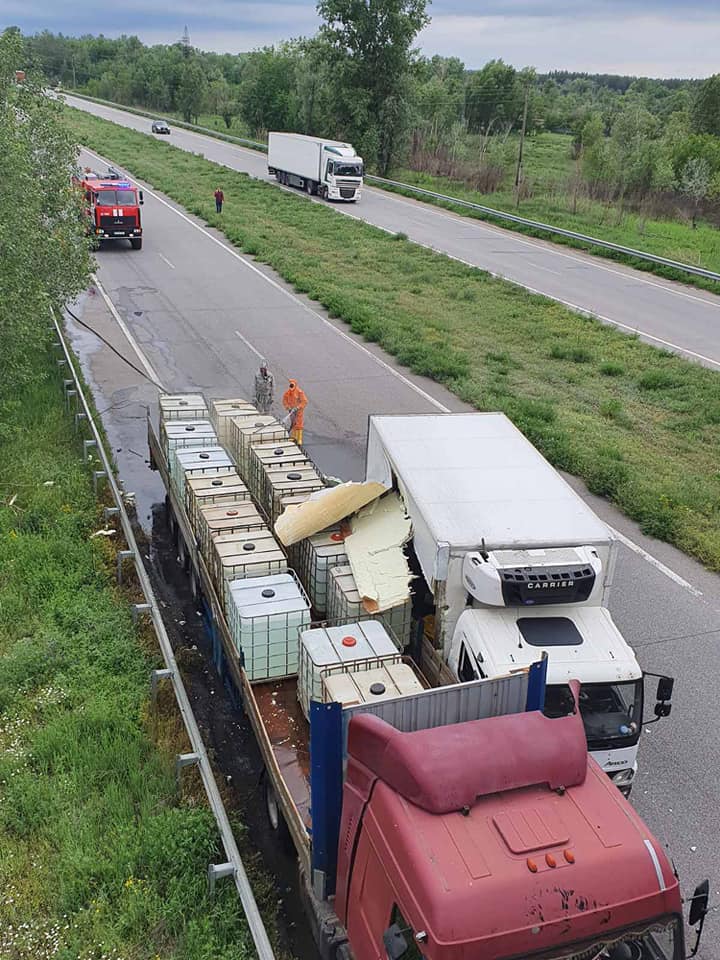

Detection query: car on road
xmin=151 ymin=119 xmax=170 ymax=135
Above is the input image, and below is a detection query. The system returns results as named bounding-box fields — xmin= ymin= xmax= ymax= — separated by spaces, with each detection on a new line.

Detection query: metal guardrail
xmin=61 ymin=89 xmax=720 ymax=284
xmin=51 ymin=308 xmax=275 ymax=960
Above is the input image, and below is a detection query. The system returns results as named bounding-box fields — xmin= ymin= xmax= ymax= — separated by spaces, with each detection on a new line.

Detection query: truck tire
xmin=264 ymin=775 xmax=295 ymax=856
xmin=305 ymin=179 xmax=316 ymax=196
xmin=131 ymin=238 xmax=142 ymax=250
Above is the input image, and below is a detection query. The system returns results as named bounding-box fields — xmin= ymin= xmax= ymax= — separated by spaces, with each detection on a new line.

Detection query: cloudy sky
xmin=4 ymin=0 xmax=719 ymax=77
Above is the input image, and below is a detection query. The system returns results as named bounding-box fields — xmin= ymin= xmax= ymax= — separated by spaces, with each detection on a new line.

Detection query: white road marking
xmin=528 ymin=262 xmax=562 ymax=276
xmin=80 ymin=146 xmax=706 ymax=598
xmin=234 ymin=330 xmax=263 ymax=359
xmin=609 ymin=525 xmax=703 ymax=597
xmin=158 ymin=253 xmax=175 ymax=269
xmin=82 ymin=145 xmax=450 ymax=415
xmin=93 ymin=274 xmax=165 ymax=389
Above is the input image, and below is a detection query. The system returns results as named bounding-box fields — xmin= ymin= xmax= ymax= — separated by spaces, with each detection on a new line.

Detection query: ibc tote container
xmin=196 ymin=501 xmax=266 ymax=561
xmin=185 ymin=472 xmax=250 ymax=531
xmin=229 ymin=415 xmax=287 ymax=479
xmin=159 ymin=394 xmax=208 ymax=452
xmin=297 ymin=527 xmax=348 ymax=616
xmin=209 ymin=398 xmax=258 ymax=447
xmin=267 ymin=468 xmax=323 ymax=524
xmin=163 ymin=420 xmax=217 ymax=462
xmin=248 ymin=440 xmax=307 ymax=505
xmin=225 ymin=572 xmax=311 ymax=681
xmin=297 ymin=620 xmax=400 ymax=719
xmin=322 ymin=661 xmax=424 ymax=709
xmin=171 ymin=447 xmax=233 ymax=499
xmin=211 ymin=529 xmax=288 ymax=594
xmin=326 ymin=566 xmax=413 ymax=649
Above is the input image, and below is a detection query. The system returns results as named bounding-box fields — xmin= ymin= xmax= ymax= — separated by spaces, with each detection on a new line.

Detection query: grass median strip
xmin=65 ymin=107 xmax=720 ymax=570
xmin=0 ymin=354 xmax=270 ymax=957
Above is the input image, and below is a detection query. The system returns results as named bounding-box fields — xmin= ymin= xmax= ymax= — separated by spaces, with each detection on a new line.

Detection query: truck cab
xmin=321 ymin=146 xmax=364 ymax=201
xmin=73 ymin=167 xmax=144 ymax=249
xmin=336 ymin=701 xmax=700 ymax=960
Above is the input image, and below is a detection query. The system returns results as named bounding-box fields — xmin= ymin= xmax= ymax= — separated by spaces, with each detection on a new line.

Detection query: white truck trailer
xmin=364 ymin=412 xmax=674 ymax=795
xmin=267 ymin=132 xmax=363 ymax=201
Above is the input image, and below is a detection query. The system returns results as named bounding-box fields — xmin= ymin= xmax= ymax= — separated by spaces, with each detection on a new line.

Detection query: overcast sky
xmin=4 ymin=0 xmax=719 ymax=77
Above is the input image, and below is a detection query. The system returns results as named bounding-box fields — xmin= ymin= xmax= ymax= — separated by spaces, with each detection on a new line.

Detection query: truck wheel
xmin=264 ymin=776 xmax=295 ymax=856
xmin=131 ymin=238 xmax=142 ymax=250
xmin=305 ymin=179 xmax=316 ymax=196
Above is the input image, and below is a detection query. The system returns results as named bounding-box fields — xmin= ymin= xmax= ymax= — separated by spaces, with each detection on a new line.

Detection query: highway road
xmin=67 ymin=144 xmax=720 ymax=956
xmin=65 ymin=93 xmax=720 ymax=370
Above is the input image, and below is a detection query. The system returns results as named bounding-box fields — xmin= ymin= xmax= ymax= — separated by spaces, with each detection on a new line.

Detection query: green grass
xmin=385 ymin=165 xmax=720 ymax=285
xmin=0 ymin=353 xmax=275 ymax=957
xmin=64 ymin=106 xmax=720 ymax=570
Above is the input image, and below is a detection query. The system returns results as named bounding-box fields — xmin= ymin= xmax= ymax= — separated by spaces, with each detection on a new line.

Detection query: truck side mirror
xmin=687 ymin=879 xmax=709 ymax=958
xmin=139 ymin=191 xmax=144 ymax=205
xmin=689 ymin=879 xmax=709 ymax=927
xmin=656 ymin=676 xmax=674 ymax=703
xmin=383 ymin=924 xmax=409 ymax=960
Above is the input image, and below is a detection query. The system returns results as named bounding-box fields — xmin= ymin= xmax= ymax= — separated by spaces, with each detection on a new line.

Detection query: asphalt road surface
xmin=65 ymin=93 xmax=720 ymax=371
xmin=67 ymin=143 xmax=720 ymax=957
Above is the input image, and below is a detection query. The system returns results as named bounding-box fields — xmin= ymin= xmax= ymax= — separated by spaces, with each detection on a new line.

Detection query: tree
xmin=239 ymin=46 xmax=300 ymax=135
xmin=465 ymin=60 xmax=522 ymax=134
xmin=679 ymin=157 xmax=711 ymax=228
xmin=0 ymin=28 xmax=93 ymax=389
xmin=177 ymin=59 xmax=207 ymax=123
xmin=317 ymin=0 xmax=430 ymax=174
xmin=691 ymin=74 xmax=720 ymax=136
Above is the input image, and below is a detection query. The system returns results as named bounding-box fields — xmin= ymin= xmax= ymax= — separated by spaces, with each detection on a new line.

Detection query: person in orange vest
xmin=282 ymin=378 xmax=308 ymax=445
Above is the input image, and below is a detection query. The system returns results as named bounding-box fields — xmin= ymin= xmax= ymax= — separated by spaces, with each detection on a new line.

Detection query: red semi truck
xmin=147 ymin=410 xmax=710 ymax=960
xmin=73 ymin=167 xmax=144 ymax=249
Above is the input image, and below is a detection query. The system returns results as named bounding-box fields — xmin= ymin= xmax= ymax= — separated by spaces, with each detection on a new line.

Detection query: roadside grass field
xmin=0 ymin=356 xmax=276 ymax=957
xmin=389 ymin=165 xmax=720 ymax=277
xmin=64 ymin=107 xmax=720 ymax=571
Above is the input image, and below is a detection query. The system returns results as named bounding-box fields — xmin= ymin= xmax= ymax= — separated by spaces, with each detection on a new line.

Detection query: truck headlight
xmin=611 ymin=767 xmax=635 ymax=785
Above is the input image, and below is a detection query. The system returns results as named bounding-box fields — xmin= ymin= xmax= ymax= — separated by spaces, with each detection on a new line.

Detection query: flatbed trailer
xmin=148 ymin=415 xmax=543 ymax=958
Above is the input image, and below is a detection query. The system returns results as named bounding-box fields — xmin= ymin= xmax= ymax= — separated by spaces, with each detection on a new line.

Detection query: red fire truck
xmin=74 ymin=167 xmax=144 ymax=249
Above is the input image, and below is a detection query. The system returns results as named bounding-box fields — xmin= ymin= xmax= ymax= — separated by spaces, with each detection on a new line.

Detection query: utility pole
xmin=72 ymin=55 xmax=77 ymax=88
xmin=514 ymin=82 xmax=530 ymax=205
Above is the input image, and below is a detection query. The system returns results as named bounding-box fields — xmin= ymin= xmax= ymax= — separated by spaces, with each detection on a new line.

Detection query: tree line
xmin=17 ymin=2 xmax=720 ymax=215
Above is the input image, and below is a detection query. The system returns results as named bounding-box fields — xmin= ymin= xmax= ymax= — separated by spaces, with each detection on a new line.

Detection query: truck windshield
xmin=543 ymin=679 xmax=643 ymax=749
xmin=95 ymin=190 xmax=137 ymax=205
xmin=533 ymin=915 xmax=680 ymax=959
xmin=334 ymin=163 xmax=363 ymax=177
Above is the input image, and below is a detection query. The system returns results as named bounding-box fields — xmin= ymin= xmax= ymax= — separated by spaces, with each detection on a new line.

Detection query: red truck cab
xmin=336 ymin=697 xmax=705 ymax=960
xmin=73 ymin=167 xmax=143 ymax=249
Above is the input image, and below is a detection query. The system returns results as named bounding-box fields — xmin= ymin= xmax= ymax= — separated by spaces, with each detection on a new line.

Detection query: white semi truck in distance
xmin=365 ymin=413 xmax=674 ymax=796
xmin=267 ymin=132 xmax=363 ymax=201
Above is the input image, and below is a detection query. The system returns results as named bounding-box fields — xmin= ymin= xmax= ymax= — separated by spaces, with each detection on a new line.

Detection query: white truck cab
xmin=447 ymin=605 xmax=644 ymax=795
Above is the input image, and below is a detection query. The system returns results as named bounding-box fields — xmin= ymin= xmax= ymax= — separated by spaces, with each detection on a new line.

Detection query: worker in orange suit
xmin=282 ymin=378 xmax=308 ymax=445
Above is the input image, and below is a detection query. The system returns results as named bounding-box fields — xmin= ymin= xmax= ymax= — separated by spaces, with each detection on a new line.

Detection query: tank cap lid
xmin=287 ymin=472 xmax=302 ymax=480
xmin=370 ymin=682 xmax=386 ymax=696
xmin=330 ymin=532 xmax=344 ymax=542
xmin=261 ymin=588 xmax=275 ymax=598
xmin=274 ymin=448 xmax=284 ymax=455
xmin=199 ymin=452 xmax=210 ymax=459
xmin=254 ymin=421 xmax=264 ymax=427
xmin=226 ymin=510 xmax=239 ymax=516
xmin=341 ymin=635 xmax=357 ymax=647
xmin=243 ymin=542 xmax=256 ymax=551
xmin=185 ymin=425 xmax=195 ymax=431
xmin=211 ymin=479 xmax=223 ymax=486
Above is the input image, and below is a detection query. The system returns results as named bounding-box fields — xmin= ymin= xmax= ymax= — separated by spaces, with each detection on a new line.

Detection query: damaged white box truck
xmin=361 ymin=412 xmax=674 ymax=797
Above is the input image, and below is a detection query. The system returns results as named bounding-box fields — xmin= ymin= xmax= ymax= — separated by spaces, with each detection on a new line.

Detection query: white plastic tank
xmin=159 ymin=394 xmax=208 ymax=452
xmin=185 ymin=472 xmax=250 ymax=529
xmin=298 ymin=620 xmax=399 ymax=719
xmin=267 ymin=468 xmax=323 ymax=524
xmin=171 ymin=447 xmax=233 ymax=498
xmin=297 ymin=527 xmax=348 ymax=616
xmin=163 ymin=420 xmax=217 ymax=461
xmin=327 ymin=566 xmax=412 ymax=649
xmin=229 ymin=415 xmax=287 ymax=479
xmin=196 ymin=501 xmax=266 ymax=560
xmin=211 ymin=529 xmax=288 ymax=592
xmin=225 ymin=572 xmax=311 ymax=681
xmin=209 ymin=398 xmax=258 ymax=446
xmin=322 ymin=662 xmax=424 ymax=709
xmin=249 ymin=440 xmax=307 ymax=504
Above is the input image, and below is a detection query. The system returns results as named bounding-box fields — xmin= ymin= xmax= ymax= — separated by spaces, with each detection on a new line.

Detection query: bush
xmin=638 ymin=369 xmax=682 ymax=390
xmin=600 ymin=360 xmax=624 ymax=376
xmin=550 ymin=343 xmax=593 ymax=363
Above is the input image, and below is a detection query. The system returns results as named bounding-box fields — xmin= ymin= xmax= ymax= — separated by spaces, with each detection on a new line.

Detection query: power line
xmin=63 ymin=305 xmax=160 ymax=388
